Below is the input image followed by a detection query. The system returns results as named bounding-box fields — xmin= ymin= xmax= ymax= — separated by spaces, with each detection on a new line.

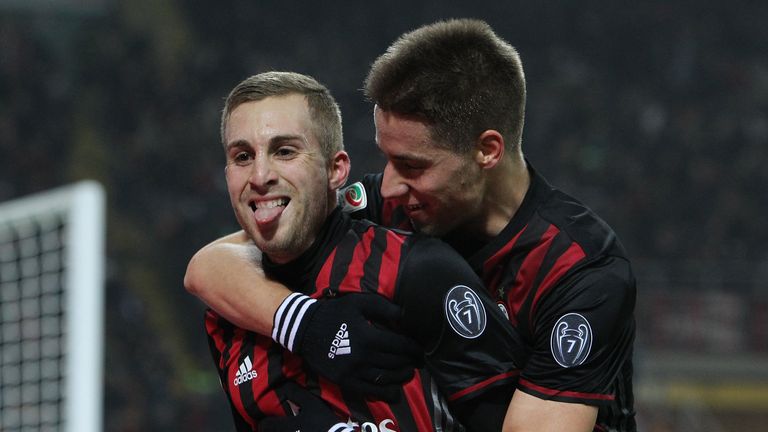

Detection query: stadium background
xmin=1 ymin=0 xmax=766 ymax=430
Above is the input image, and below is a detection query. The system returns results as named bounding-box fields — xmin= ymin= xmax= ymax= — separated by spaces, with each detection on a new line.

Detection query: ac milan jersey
xmin=349 ymin=164 xmax=637 ymax=431
xmin=206 ymin=208 xmax=526 ymax=431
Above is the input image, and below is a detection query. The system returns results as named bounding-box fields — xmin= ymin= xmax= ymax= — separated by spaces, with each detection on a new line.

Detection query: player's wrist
xmin=271 ymin=292 xmax=317 ymax=352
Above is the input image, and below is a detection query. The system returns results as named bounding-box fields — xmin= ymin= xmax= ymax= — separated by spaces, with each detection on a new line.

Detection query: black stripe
xmin=206 ymin=315 xmax=253 ymax=430
xmin=384 ymin=385 xmax=419 ymax=431
xmin=327 ymin=229 xmax=362 ymax=295
xmin=234 ymin=332 xmax=261 ymax=422
xmin=388 ymin=206 xmax=410 ymax=230
xmin=432 ymin=377 xmax=449 ymax=431
xmin=341 ymin=388 xmax=375 ymax=423
xmin=420 ymin=371 xmax=452 ymax=432
xmin=266 ymin=343 xmax=293 ymax=417
xmin=205 ymin=313 xmax=232 ymax=387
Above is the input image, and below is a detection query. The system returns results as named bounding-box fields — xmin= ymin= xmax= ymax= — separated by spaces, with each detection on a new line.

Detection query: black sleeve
xmin=519 ymin=256 xmax=636 ymax=405
xmin=395 ymin=236 xmax=529 ymax=429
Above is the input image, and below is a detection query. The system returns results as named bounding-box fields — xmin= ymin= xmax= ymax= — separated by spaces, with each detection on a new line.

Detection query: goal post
xmin=0 ymin=181 xmax=106 ymax=432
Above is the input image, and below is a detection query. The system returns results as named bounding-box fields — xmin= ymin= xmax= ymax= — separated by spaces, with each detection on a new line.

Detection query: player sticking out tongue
xmin=250 ymin=198 xmax=289 ymax=225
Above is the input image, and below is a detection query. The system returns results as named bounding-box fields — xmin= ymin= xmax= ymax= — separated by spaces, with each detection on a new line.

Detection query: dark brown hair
xmin=365 ymin=19 xmax=526 ymax=153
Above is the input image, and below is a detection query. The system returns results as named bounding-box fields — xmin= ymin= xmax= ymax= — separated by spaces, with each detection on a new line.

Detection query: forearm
xmin=184 ymin=231 xmax=292 ymax=335
xmin=502 ymin=390 xmax=597 ymax=432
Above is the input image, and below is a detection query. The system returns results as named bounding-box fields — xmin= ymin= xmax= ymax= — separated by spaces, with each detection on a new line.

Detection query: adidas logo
xmin=233 ymin=355 xmax=258 ymax=386
xmin=327 ymin=323 xmax=351 ymax=359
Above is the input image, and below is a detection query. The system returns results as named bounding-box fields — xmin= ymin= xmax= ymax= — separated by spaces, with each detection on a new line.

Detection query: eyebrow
xmin=270 ymin=134 xmax=308 ymax=146
xmin=225 ymin=134 xmax=308 ymax=151
xmin=374 ymin=138 xmax=430 ymax=164
xmin=225 ymin=139 xmax=249 ymax=152
xmin=387 ymin=151 xmax=432 ymax=165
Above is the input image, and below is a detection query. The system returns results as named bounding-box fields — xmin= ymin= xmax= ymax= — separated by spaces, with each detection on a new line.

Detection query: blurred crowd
xmin=1 ymin=1 xmax=766 ymax=430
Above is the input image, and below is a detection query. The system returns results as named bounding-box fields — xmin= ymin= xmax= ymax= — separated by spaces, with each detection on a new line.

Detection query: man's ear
xmin=473 ymin=130 xmax=505 ymax=169
xmin=328 ymin=150 xmax=351 ymax=190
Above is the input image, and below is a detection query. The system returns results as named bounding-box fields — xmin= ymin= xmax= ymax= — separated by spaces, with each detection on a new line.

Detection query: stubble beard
xmin=253 ymin=198 xmax=327 ymax=264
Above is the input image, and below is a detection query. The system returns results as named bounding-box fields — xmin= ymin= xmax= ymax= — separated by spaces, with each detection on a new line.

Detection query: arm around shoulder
xmin=184 ymin=230 xmax=292 ymax=335
xmin=184 ymin=230 xmax=253 ymax=297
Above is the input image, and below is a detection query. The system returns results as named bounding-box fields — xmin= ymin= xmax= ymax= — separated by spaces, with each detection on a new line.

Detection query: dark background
xmin=1 ymin=1 xmax=766 ymax=430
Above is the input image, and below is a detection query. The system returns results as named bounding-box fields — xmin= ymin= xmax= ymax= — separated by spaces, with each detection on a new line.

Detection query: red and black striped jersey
xmin=351 ymin=165 xmax=637 ymax=431
xmin=206 ymin=209 xmax=526 ymax=431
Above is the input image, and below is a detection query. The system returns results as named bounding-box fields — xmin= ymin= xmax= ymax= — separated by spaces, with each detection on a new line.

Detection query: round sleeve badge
xmin=444 ymin=285 xmax=487 ymax=339
xmin=338 ymin=182 xmax=367 ymax=212
xmin=550 ymin=313 xmax=593 ymax=368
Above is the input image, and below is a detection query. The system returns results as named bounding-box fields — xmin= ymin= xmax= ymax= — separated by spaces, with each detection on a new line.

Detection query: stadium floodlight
xmin=0 ymin=181 xmax=105 ymax=432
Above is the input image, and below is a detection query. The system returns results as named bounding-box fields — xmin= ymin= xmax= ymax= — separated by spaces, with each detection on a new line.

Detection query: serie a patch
xmin=338 ymin=182 xmax=367 ymax=213
xmin=550 ymin=312 xmax=593 ymax=368
xmin=444 ymin=285 xmax=487 ymax=339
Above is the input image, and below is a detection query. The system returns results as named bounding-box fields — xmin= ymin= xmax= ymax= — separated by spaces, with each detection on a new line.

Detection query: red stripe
xmin=339 ymin=230 xmax=374 ymax=293
xmin=447 ymin=370 xmax=521 ymax=402
xmin=529 ymin=241 xmax=586 ymax=324
xmin=365 ymin=399 xmax=399 ymax=428
xmin=507 ymin=225 xmax=560 ymax=325
xmin=314 ymin=248 xmax=337 ymax=296
xmin=377 ymin=230 xmax=405 ymax=300
xmin=400 ymin=370 xmax=433 ymax=431
xmin=518 ymin=378 xmax=615 ymax=401
xmin=280 ymin=350 xmax=305 ymax=383
xmin=317 ymin=377 xmax=352 ymax=418
xmin=254 ymin=340 xmax=282 ymax=416
xmin=277 ymin=341 xmax=351 ymax=418
xmin=481 ymin=228 xmax=526 ymax=296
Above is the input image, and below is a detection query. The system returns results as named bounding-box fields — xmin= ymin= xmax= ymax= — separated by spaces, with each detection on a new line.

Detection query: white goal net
xmin=0 ymin=181 xmax=105 ymax=432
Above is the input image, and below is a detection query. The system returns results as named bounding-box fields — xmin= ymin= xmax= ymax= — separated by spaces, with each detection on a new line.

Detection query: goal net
xmin=0 ymin=181 xmax=105 ymax=432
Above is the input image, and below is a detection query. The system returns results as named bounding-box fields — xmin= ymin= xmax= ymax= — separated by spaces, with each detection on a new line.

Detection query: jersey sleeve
xmin=518 ymin=256 xmax=636 ymax=406
xmin=395 ymin=236 xmax=529 ymax=427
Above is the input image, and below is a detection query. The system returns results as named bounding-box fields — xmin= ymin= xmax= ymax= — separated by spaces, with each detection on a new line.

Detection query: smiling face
xmin=224 ymin=94 xmax=341 ymax=263
xmin=374 ymin=107 xmax=485 ymax=237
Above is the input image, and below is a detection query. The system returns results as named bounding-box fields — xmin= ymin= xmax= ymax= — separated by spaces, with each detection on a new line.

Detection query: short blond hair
xmin=221 ymin=71 xmax=344 ymax=161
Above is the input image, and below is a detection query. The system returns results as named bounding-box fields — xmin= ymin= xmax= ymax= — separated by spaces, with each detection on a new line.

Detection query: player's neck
xmin=446 ymin=154 xmax=529 ymax=251
xmin=480 ymin=154 xmax=530 ymax=238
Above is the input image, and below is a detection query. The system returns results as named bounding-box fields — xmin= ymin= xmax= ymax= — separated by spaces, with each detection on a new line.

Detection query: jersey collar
xmin=262 ymin=206 xmax=351 ymax=289
xmin=464 ymin=161 xmax=555 ymax=270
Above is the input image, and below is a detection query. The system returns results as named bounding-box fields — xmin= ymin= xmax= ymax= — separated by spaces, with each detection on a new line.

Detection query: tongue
xmin=254 ymin=205 xmax=285 ymax=225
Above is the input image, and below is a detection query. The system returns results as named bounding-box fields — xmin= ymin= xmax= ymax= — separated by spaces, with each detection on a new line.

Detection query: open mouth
xmin=404 ymin=203 xmax=425 ymax=214
xmin=249 ymin=197 xmax=290 ymax=225
xmin=249 ymin=198 xmax=289 ymax=212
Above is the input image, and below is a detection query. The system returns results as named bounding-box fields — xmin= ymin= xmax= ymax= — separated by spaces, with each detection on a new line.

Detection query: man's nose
xmin=248 ymin=156 xmax=278 ymax=190
xmin=380 ymin=162 xmax=409 ymax=199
